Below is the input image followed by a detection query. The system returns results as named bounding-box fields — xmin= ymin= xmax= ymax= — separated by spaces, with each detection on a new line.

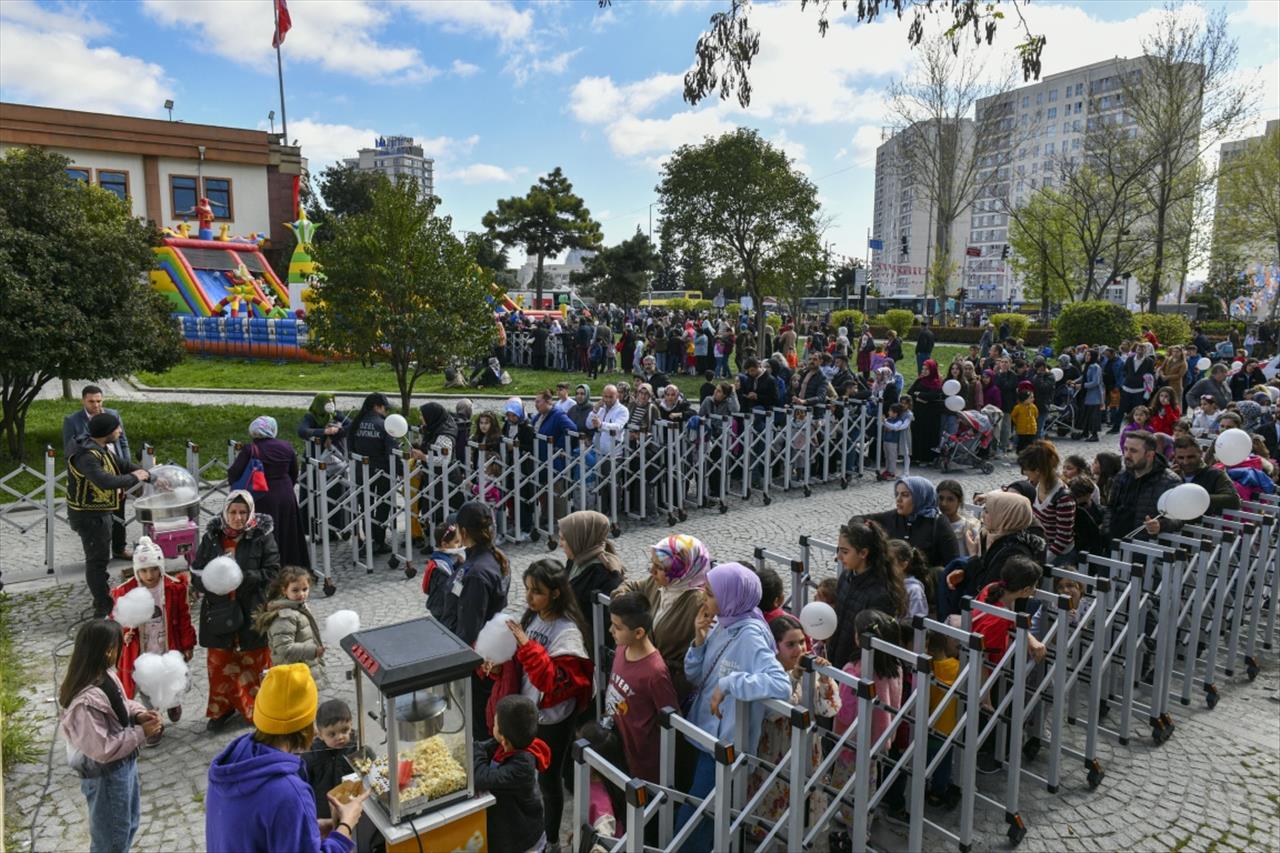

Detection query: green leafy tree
xmin=1214 ymin=125 xmax=1280 ymax=315
xmin=302 ymin=163 xmax=385 ymax=249
xmin=309 ymin=178 xmax=495 ymax=414
xmin=757 ymin=231 xmax=826 ymax=319
xmin=1007 ymin=187 xmax=1086 ymax=311
xmin=657 ymin=128 xmax=821 ymax=342
xmin=572 ymin=228 xmax=659 ymax=308
xmin=483 ymin=167 xmax=603 ymax=307
xmin=0 ymin=148 xmax=183 ymax=460
xmin=466 ymin=232 xmax=515 ymax=289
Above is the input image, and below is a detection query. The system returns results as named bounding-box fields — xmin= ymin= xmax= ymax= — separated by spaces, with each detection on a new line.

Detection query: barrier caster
xmin=667 ymin=514 xmax=677 ymax=526
xmin=323 ymin=579 xmax=337 ymax=597
xmin=387 ymin=555 xmax=400 ymax=572
xmin=403 ymin=563 xmax=417 ymax=580
xmin=1205 ymin=685 xmax=1219 ymax=710
xmin=981 ymin=463 xmax=994 ymax=474
xmin=1099 ymin=699 xmax=1110 ymax=720
xmin=530 ymin=531 xmax=541 ymax=543
xmin=548 ymin=538 xmax=558 ymax=552
xmin=611 ymin=525 xmax=621 ymax=537
xmin=1246 ymin=656 xmax=1259 ymax=681
xmin=1152 ymin=715 xmax=1174 ymax=745
xmin=1022 ymin=736 xmax=1041 ymax=763
xmin=840 ymin=477 xmax=849 ymax=489
xmin=763 ymin=494 xmax=772 ymax=506
xmin=1086 ymin=760 xmax=1104 ymax=790
xmin=803 ymin=486 xmax=812 ymax=497
xmin=678 ymin=509 xmax=688 ymax=522
xmin=1007 ymin=814 xmax=1026 ymax=846
xmin=719 ymin=502 xmax=728 ymax=515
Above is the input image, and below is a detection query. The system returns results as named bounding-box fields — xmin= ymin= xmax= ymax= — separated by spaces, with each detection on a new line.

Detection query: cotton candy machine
xmin=134 ymin=464 xmax=199 ymax=568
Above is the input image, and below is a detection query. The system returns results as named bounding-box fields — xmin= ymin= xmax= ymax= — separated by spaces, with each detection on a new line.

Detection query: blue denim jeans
xmin=675 ymin=749 xmax=717 ymax=853
xmin=80 ymin=756 xmax=140 ymax=852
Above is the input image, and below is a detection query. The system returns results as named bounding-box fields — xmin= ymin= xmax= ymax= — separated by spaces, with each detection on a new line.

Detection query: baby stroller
xmin=1043 ymin=382 xmax=1082 ymax=438
xmin=938 ymin=409 xmax=996 ymax=474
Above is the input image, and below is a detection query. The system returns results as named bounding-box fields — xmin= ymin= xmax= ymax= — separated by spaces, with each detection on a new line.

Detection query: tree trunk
xmin=535 ymin=253 xmax=546 ymax=309
xmin=61 ymin=378 xmax=72 ymax=400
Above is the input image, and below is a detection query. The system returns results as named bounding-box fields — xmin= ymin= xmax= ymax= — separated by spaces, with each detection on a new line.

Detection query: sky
xmin=2 ymin=0 xmax=1277 ymax=270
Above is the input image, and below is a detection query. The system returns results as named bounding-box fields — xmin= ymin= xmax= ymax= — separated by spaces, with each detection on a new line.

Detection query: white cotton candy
xmin=474 ymin=614 xmax=517 ymax=664
xmin=198 ymin=556 xmax=243 ymax=595
xmin=115 ymin=587 xmax=158 ymax=629
xmin=133 ymin=650 xmax=189 ymax=710
xmin=322 ymin=610 xmax=361 ymax=648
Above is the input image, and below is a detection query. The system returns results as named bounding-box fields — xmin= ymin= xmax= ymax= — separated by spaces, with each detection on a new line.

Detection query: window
xmin=1073 ymin=137 xmax=1082 ymax=150
xmin=66 ymin=167 xmax=90 ymax=183
xmin=1022 ymin=95 xmax=1029 ymax=108
xmin=97 ymin=170 xmax=128 ymax=201
xmin=170 ymin=175 xmax=198 ymax=215
xmin=1049 ymin=89 xmax=1058 ymax=103
xmin=1047 ymin=107 xmax=1057 ymax=119
xmin=1073 ymin=119 xmax=1082 ymax=132
xmin=1045 ymin=142 xmax=1055 ymax=154
xmin=1075 ymin=83 xmax=1084 ymax=96
xmin=203 ymin=178 xmax=233 ymax=219
xmin=1036 ymin=92 xmax=1043 ymax=105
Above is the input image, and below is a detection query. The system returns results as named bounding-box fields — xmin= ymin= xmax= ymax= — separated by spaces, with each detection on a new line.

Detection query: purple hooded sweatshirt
xmin=206 ymin=732 xmax=354 ymax=853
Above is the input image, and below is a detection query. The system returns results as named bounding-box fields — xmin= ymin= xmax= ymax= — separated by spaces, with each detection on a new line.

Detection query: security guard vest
xmin=67 ymin=445 xmax=124 ymax=513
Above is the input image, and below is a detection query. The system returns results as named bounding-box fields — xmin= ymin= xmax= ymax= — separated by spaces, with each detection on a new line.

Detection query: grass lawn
xmin=136 ymin=342 xmax=973 ymax=396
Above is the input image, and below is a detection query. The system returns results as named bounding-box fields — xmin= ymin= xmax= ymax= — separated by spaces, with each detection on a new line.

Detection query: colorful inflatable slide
xmin=152 ymin=238 xmax=288 ymax=318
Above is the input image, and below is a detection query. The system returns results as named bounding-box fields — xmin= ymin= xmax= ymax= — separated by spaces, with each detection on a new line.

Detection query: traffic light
xmin=1001 ymin=245 xmax=1010 ymax=259
xmin=900 ymin=235 xmax=909 ymax=256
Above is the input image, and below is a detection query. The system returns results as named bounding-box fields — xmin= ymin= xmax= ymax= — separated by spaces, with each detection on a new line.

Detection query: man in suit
xmin=63 ymin=385 xmax=133 ymax=561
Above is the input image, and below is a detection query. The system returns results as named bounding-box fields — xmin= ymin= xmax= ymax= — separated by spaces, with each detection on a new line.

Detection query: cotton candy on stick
xmin=114 ymin=587 xmax=157 ymax=629
xmin=474 ymin=614 xmax=517 ymax=664
xmin=322 ymin=610 xmax=361 ymax=648
xmin=198 ymin=556 xmax=243 ymax=595
xmin=132 ymin=651 xmax=189 ymax=710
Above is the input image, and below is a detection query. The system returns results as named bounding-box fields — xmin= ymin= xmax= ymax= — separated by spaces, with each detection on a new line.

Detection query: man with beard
xmin=1170 ymin=436 xmax=1240 ymax=516
xmin=1104 ymin=430 xmax=1180 ymax=541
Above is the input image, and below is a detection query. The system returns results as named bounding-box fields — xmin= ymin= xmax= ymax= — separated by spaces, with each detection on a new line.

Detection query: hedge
xmin=765 ymin=314 xmax=782 ymax=331
xmin=1133 ymin=312 xmax=1191 ymax=347
xmin=990 ymin=313 xmax=1030 ymax=340
xmin=882 ymin=309 xmax=914 ymax=338
xmin=1054 ymin=301 xmax=1137 ymax=351
xmin=870 ymin=325 xmax=1054 ymax=346
xmin=725 ymin=304 xmax=742 ymax=317
xmin=830 ymin=309 xmax=867 ymax=332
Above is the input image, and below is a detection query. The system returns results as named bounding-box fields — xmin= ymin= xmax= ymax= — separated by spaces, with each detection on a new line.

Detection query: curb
xmin=125 ymin=376 xmax=519 ymax=401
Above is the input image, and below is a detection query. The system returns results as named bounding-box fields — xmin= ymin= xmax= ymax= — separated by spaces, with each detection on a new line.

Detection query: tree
xmin=571 ymin=228 xmax=659 ymax=308
xmin=644 ymin=0 xmax=1046 ymax=108
xmin=308 ymin=178 xmax=495 ymax=414
xmin=302 ymin=163 xmax=385 ymax=249
xmin=888 ymin=33 xmax=1012 ymax=322
xmin=757 ymin=230 xmax=826 ymax=318
xmin=0 ymin=148 xmax=182 ymax=460
xmin=1214 ymin=124 xmax=1280 ymax=316
xmin=466 ymin=232 xmax=515 ymax=289
xmin=1006 ymin=186 xmax=1087 ymax=310
xmin=657 ymin=128 xmax=821 ymax=342
xmin=482 ymin=168 xmax=602 ymax=307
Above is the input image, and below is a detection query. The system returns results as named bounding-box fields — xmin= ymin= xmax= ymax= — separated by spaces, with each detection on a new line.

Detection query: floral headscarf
xmin=249 ymin=416 xmax=278 ymax=439
xmin=650 ymin=534 xmax=711 ymax=591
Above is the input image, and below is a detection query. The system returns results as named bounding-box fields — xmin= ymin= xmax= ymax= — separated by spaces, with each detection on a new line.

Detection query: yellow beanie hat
xmin=253 ymin=663 xmax=318 ymax=735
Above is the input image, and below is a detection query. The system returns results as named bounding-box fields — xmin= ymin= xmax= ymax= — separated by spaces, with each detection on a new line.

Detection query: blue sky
xmin=2 ymin=0 xmax=1277 ymax=269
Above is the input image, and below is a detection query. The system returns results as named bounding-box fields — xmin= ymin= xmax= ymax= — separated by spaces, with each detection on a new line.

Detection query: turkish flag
xmin=272 ymin=0 xmax=292 ymax=48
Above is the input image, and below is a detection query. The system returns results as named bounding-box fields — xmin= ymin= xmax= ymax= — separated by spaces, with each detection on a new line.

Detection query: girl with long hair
xmin=828 ymin=519 xmax=907 ymax=669
xmin=449 ymin=501 xmax=511 ymax=740
xmin=1017 ymin=440 xmax=1076 ymax=561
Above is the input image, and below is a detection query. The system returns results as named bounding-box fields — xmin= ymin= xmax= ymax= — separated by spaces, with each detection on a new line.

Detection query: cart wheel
xmin=763 ymin=494 xmax=772 ymax=506
xmin=1086 ymin=760 xmax=1104 ymax=790
xmin=323 ymin=579 xmax=337 ymax=598
xmin=611 ymin=525 xmax=622 ymax=537
xmin=719 ymin=502 xmax=728 ymax=515
xmin=678 ymin=509 xmax=688 ymax=522
xmin=1246 ymin=656 xmax=1259 ymax=681
xmin=1007 ymin=814 xmax=1027 ymax=846
xmin=403 ymin=563 xmax=417 ymax=580
xmin=1205 ymin=685 xmax=1219 ymax=709
xmin=982 ymin=463 xmax=994 ymax=474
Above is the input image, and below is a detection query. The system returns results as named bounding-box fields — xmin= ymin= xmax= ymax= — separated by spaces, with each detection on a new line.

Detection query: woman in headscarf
xmin=907 ymin=360 xmax=946 ymax=463
xmin=612 ymin=534 xmax=712 ymax=702
xmin=414 ymin=402 xmax=458 ymax=458
xmin=863 ymin=476 xmax=959 ymax=573
xmin=191 ymin=490 xmax=280 ymax=732
xmin=568 ymin=384 xmax=595 ymax=437
xmin=227 ymin=416 xmax=309 ymax=569
xmin=910 ymin=359 xmax=944 ymax=394
xmin=559 ymin=510 xmax=625 ymax=645
xmin=677 ymin=562 xmax=790 ymax=851
xmin=296 ymin=393 xmax=351 ymax=537
xmin=936 ymin=489 xmax=1044 ymax=619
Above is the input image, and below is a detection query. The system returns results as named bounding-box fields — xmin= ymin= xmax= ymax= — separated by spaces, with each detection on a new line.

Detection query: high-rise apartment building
xmin=343 ymin=135 xmax=435 ymax=200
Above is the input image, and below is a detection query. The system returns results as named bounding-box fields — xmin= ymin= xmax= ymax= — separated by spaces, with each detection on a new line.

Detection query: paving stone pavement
xmin=3 ymin=437 xmax=1279 ymax=852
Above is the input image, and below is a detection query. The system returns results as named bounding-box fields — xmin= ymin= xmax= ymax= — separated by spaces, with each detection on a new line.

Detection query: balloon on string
xmin=1214 ymin=428 xmax=1251 ymax=467
xmin=1164 ymin=483 xmax=1210 ymax=521
xmin=800 ymin=601 xmax=838 ymax=641
xmin=1157 ymin=490 xmax=1170 ymax=514
xmin=1196 ymin=357 xmax=1211 ymax=371
xmin=945 ymin=395 xmax=966 ymax=412
xmin=385 ymin=414 xmax=409 ymax=438
xmin=197 ymin=556 xmax=243 ymax=595
xmin=1051 ymin=367 xmax=1064 ymax=382
xmin=942 ymin=379 xmax=962 ymax=396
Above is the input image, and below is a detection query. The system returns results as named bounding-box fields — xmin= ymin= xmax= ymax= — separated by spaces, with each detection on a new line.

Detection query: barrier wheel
xmin=1246 ymin=656 xmax=1259 ymax=681
xmin=803 ymin=486 xmax=812 ymax=497
xmin=1205 ymin=685 xmax=1219 ymax=709
xmin=1007 ymin=814 xmax=1027 ymax=846
xmin=323 ymin=579 xmax=337 ymax=598
xmin=1022 ymin=736 xmax=1041 ymax=763
xmin=548 ymin=538 xmax=558 ymax=552
xmin=1099 ymin=699 xmax=1110 ymax=720
xmin=530 ymin=531 xmax=541 ymax=543
xmin=982 ymin=463 xmax=994 ymax=474
xmin=840 ymin=477 xmax=850 ymax=489
xmin=719 ymin=502 xmax=728 ymax=515
xmin=611 ymin=525 xmax=622 ymax=537
xmin=763 ymin=494 xmax=772 ymax=506
xmin=403 ymin=563 xmax=417 ymax=580
xmin=667 ymin=514 xmax=677 ymax=526
xmin=678 ymin=509 xmax=688 ymax=522
xmin=1086 ymin=761 xmax=1104 ymax=790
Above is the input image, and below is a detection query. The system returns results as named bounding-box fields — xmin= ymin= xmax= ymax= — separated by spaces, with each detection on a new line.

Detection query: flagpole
xmin=274 ymin=0 xmax=288 ymax=142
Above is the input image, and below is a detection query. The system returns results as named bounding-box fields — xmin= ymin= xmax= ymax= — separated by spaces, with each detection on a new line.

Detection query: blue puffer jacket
xmin=684 ymin=618 xmax=790 ymax=752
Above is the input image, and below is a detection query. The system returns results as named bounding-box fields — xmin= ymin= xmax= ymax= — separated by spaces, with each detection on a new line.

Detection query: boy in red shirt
xmin=970 ymin=556 xmax=1047 ymax=666
xmin=604 ymin=592 xmax=678 ymax=783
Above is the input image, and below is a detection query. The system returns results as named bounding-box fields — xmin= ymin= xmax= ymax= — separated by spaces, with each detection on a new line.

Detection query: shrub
xmin=1198 ymin=320 xmax=1244 ymax=337
xmin=725 ymin=303 xmax=741 ymax=317
xmin=990 ymin=313 xmax=1030 ymax=340
xmin=691 ymin=299 xmax=713 ymax=311
xmin=830 ymin=309 xmax=867 ymax=332
xmin=1054 ymin=301 xmax=1137 ymax=352
xmin=1133 ymin=313 xmax=1191 ymax=347
xmin=665 ymin=297 xmax=694 ymax=313
xmin=765 ymin=314 xmax=782 ymax=331
xmin=882 ymin=309 xmax=915 ymax=338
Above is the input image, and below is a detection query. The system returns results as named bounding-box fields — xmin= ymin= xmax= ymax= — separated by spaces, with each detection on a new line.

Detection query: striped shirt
xmin=1034 ymin=482 xmax=1076 ymax=556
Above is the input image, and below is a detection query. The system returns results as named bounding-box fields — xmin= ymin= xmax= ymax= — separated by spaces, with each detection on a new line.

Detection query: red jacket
xmin=110 ymin=575 xmax=197 ymax=699
xmin=484 ymin=639 xmax=594 ymax=733
xmin=1148 ymin=404 xmax=1181 ymax=437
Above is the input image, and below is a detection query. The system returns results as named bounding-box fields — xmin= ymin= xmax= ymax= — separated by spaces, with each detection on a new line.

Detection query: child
xmin=474 ymin=695 xmax=551 ymax=853
xmin=1191 ymin=395 xmax=1221 ymax=437
xmin=1148 ymin=387 xmax=1181 ymax=436
xmin=757 ymin=567 xmax=788 ymax=624
xmin=1011 ymin=387 xmax=1038 ymax=451
xmin=554 ymin=383 xmax=574 ymax=414
xmin=748 ymin=614 xmax=841 ymax=834
xmin=110 ymin=536 xmax=195 ymax=721
xmin=470 ymin=458 xmax=506 ymax=507
xmin=971 ymin=556 xmax=1047 ymax=667
xmin=1120 ymin=405 xmax=1151 ymax=449
xmin=699 ymin=370 xmax=717 ymax=402
xmin=423 ymin=522 xmax=466 ymax=623
xmin=887 ymin=539 xmax=932 ymax=618
xmin=879 ymin=398 xmax=913 ymax=481
xmin=60 ymin=619 xmax=164 ymax=852
xmin=303 ymin=699 xmax=356 ymax=820
xmin=936 ymin=479 xmax=981 ymax=557
xmin=812 ymin=577 xmax=838 ymax=661
xmin=1068 ymin=475 xmax=1107 ymax=556
xmin=925 ymin=626 xmax=961 ymax=809
xmin=252 ymin=566 xmax=324 ymax=675
xmin=1060 ymin=454 xmax=1089 ymax=485
xmin=604 ymin=592 xmax=678 ymax=784
xmin=485 ymin=559 xmax=594 ymax=848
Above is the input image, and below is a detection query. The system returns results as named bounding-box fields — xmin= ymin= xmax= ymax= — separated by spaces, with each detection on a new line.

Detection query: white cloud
xmin=283 ymin=119 xmax=380 ymax=172
xmin=568 ymin=73 xmax=683 ymax=124
xmin=605 ymin=109 xmax=736 ymax=159
xmin=450 ymin=59 xmax=482 ymax=77
xmin=142 ymin=0 xmax=435 ymax=82
xmin=848 ymin=125 xmax=885 ymax=165
xmin=510 ymin=48 xmax=581 ymax=85
xmin=1229 ymin=0 xmax=1280 ymax=29
xmin=770 ymin=129 xmax=810 ymax=174
xmin=446 ymin=163 xmax=524 ymax=184
xmin=397 ymin=0 xmax=533 ymax=45
xmin=0 ymin=6 xmax=171 ymax=116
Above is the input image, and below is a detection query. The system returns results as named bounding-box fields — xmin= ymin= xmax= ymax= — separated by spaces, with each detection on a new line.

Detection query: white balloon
xmin=945 ymin=395 xmax=966 ymax=412
xmin=322 ymin=609 xmax=361 ymax=648
xmin=1231 ymin=361 xmax=1243 ymax=372
xmin=1196 ymin=357 xmax=1211 ymax=371
xmin=1157 ymin=490 xmax=1170 ymax=514
xmin=114 ymin=586 xmax=157 ymax=629
xmin=942 ymin=379 xmax=962 ymax=396
xmin=1051 ymin=367 xmax=1064 ymax=382
xmin=1214 ymin=428 xmax=1251 ymax=467
xmin=800 ymin=601 xmax=838 ymax=641
xmin=474 ymin=614 xmax=518 ymax=664
xmin=198 ymin=555 xmax=243 ymax=595
xmin=385 ymin=413 xmax=409 ymax=438
xmin=1164 ymin=483 xmax=1211 ymax=521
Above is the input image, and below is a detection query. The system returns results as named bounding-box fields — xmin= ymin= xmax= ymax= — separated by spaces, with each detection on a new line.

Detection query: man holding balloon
xmin=1104 ymin=431 xmax=1182 ymax=540
xmin=1171 ymin=436 xmax=1241 ymax=515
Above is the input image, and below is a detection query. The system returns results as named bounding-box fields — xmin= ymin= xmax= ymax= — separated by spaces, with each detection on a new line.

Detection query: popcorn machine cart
xmin=341 ymin=617 xmax=494 ymax=853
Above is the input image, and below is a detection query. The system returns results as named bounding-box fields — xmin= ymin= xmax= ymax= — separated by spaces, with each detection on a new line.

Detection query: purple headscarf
xmin=707 ymin=562 xmax=773 ymax=647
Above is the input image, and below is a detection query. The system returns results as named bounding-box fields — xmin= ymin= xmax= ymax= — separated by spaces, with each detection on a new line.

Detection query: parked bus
xmin=641 ymin=290 xmax=704 ymax=307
